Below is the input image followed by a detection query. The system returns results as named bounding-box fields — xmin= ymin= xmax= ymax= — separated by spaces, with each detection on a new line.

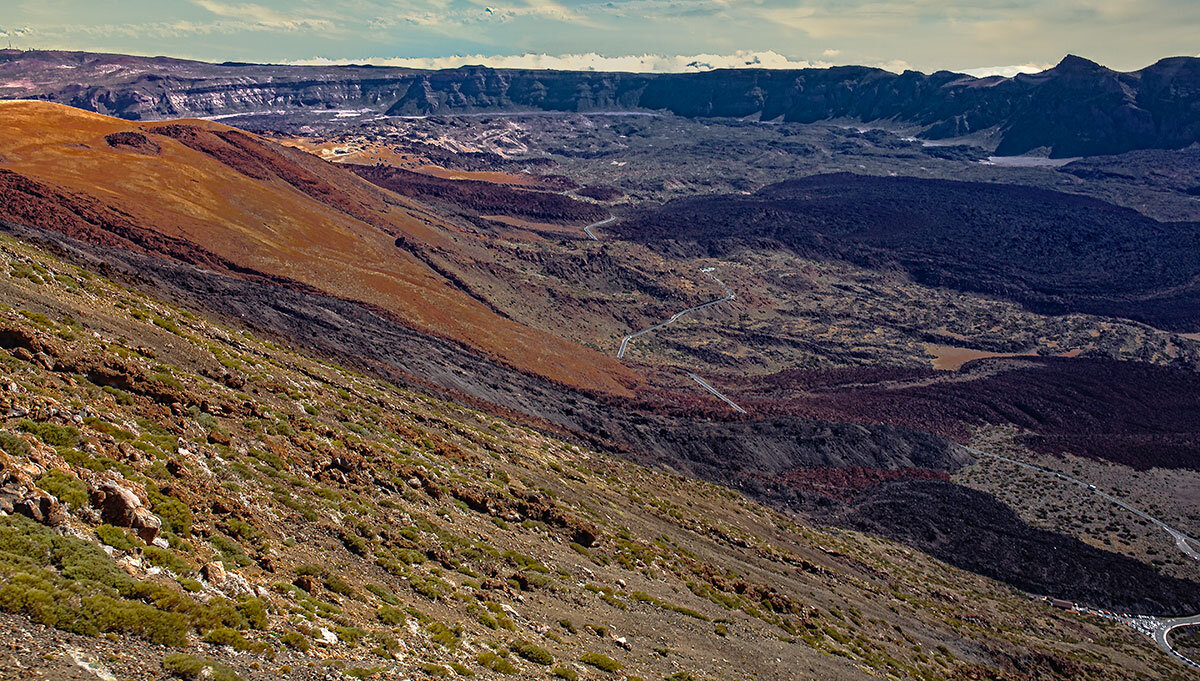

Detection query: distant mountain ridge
xmin=3 ymin=49 xmax=1200 ymax=156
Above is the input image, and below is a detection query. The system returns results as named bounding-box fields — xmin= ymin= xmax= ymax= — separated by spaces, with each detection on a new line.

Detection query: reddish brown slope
xmin=0 ymin=101 xmax=637 ymax=395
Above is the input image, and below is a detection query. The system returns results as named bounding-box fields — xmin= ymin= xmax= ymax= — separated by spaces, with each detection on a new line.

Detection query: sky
xmin=0 ymin=0 xmax=1196 ymax=74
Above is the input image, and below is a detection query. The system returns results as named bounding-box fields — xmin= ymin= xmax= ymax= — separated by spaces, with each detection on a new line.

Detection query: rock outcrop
xmin=91 ymin=479 xmax=162 ymax=543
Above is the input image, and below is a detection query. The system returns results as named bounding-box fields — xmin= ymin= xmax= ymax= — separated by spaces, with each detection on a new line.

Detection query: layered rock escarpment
xmin=3 ymin=50 xmax=1200 ymax=156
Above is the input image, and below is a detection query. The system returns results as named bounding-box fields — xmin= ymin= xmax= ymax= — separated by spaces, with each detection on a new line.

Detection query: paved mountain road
xmin=585 ymin=216 xmax=745 ymax=414
xmin=687 ymin=371 xmax=746 ymax=414
xmin=582 ymin=215 xmax=616 ymax=241
xmin=617 ymin=269 xmax=735 ymax=358
xmin=966 ymin=446 xmax=1200 ymax=669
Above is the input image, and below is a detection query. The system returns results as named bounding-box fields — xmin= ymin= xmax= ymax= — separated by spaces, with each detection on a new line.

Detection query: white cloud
xmin=191 ymin=0 xmax=333 ymax=31
xmin=868 ymin=59 xmax=914 ymax=73
xmin=290 ymin=50 xmax=832 ymax=72
xmin=821 ymin=48 xmax=841 ymax=57
xmin=959 ymin=62 xmax=1053 ymax=77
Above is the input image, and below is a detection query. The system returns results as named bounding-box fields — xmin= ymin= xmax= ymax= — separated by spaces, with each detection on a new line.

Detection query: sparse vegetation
xmin=162 ymin=654 xmax=243 ymax=681
xmin=580 ymin=652 xmax=622 ymax=673
xmin=0 ymin=218 xmax=1185 ymax=681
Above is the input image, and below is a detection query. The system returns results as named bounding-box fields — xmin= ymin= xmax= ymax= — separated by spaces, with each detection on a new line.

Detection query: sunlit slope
xmin=0 ymin=101 xmax=637 ymax=395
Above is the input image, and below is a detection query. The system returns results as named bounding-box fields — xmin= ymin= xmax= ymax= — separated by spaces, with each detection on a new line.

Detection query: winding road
xmin=686 ymin=371 xmax=747 ymax=414
xmin=616 ymin=268 xmax=736 ymax=358
xmin=584 ymin=215 xmax=745 ymax=413
xmin=966 ymin=446 xmax=1200 ymax=669
xmin=582 ymin=215 xmax=615 ymax=241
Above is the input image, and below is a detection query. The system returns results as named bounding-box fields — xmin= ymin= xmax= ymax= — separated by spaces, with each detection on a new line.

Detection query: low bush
xmin=19 ymin=420 xmax=80 ymax=447
xmin=377 ymin=604 xmax=406 ymax=626
xmin=324 ymin=574 xmax=356 ymax=598
xmin=162 ymin=653 xmax=243 ymax=681
xmin=427 ymin=620 xmax=460 ymax=648
xmin=202 ymin=626 xmax=269 ymax=653
xmin=96 ymin=524 xmax=142 ymax=552
xmin=0 ymin=431 xmax=30 ymax=457
xmin=476 ymin=652 xmax=518 ymax=675
xmin=35 ymin=470 xmax=87 ymax=508
xmin=0 ymin=515 xmax=190 ymax=646
xmin=143 ymin=546 xmax=193 ymax=575
xmin=364 ymin=583 xmax=399 ymax=605
xmin=510 ymin=639 xmax=553 ymax=665
xmin=280 ymin=630 xmax=310 ymax=652
xmin=580 ymin=652 xmax=622 ymax=673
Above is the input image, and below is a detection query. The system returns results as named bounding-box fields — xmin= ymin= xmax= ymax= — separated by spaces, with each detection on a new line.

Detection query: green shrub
xmin=187 ymin=596 xmax=248 ymax=633
xmin=0 ymin=431 xmax=30 ymax=457
xmin=580 ymin=652 xmax=622 ymax=673
xmin=376 ymin=604 xmax=406 ymax=626
xmin=365 ymin=583 xmax=399 ymax=605
xmin=510 ymin=639 xmax=553 ymax=665
xmin=209 ymin=535 xmax=251 ymax=569
xmin=449 ymin=661 xmax=474 ymax=677
xmin=324 ymin=574 xmax=356 ymax=598
xmin=370 ymin=631 xmax=400 ymax=659
xmin=34 ymin=470 xmax=87 ymax=509
xmin=280 ymin=630 xmax=310 ymax=652
xmin=630 ymin=591 xmax=708 ymax=621
xmin=147 ymin=488 xmax=192 ymax=536
xmin=143 ymin=546 xmax=193 ymax=575
xmin=224 ymin=518 xmax=263 ymax=545
xmin=236 ymin=596 xmax=268 ymax=629
xmin=102 ymin=386 xmax=134 ymax=405
xmin=336 ymin=625 xmax=368 ymax=646
xmin=95 ymin=524 xmax=141 ymax=552
xmin=19 ymin=420 xmax=80 ymax=448
xmin=84 ymin=595 xmax=189 ymax=646
xmin=476 ymin=652 xmax=518 ymax=675
xmin=341 ymin=532 xmax=370 ymax=556
xmin=502 ymin=550 xmax=549 ymax=573
xmin=84 ymin=418 xmax=134 ymax=441
xmin=421 ymin=663 xmax=451 ymax=677
xmin=427 ymin=620 xmax=459 ymax=648
xmin=202 ymin=626 xmax=268 ymax=653
xmin=162 ymin=653 xmax=243 ymax=681
xmin=552 ymin=667 xmax=579 ymax=681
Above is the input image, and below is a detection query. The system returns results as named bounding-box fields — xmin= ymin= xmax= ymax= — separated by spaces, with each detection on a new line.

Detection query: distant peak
xmin=1054 ymin=54 xmax=1104 ymax=71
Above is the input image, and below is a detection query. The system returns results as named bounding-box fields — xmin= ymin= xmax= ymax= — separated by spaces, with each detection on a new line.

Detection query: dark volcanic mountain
xmin=615 ymin=172 xmax=1200 ymax=332
xmin=4 ymin=49 xmax=1200 ymax=156
xmin=829 ymin=479 xmax=1200 ymax=616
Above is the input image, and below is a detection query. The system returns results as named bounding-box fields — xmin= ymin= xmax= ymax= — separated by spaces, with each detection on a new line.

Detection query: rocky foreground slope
xmin=0 ymin=196 xmax=1192 ymax=680
xmin=4 ymin=49 xmax=1200 ymax=156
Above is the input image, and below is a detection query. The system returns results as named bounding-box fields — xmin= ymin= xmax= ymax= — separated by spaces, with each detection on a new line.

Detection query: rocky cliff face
xmin=3 ymin=49 xmax=1199 ymax=156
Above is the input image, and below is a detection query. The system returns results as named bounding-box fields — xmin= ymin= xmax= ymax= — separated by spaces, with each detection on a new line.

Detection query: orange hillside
xmin=0 ymin=101 xmax=637 ymax=395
